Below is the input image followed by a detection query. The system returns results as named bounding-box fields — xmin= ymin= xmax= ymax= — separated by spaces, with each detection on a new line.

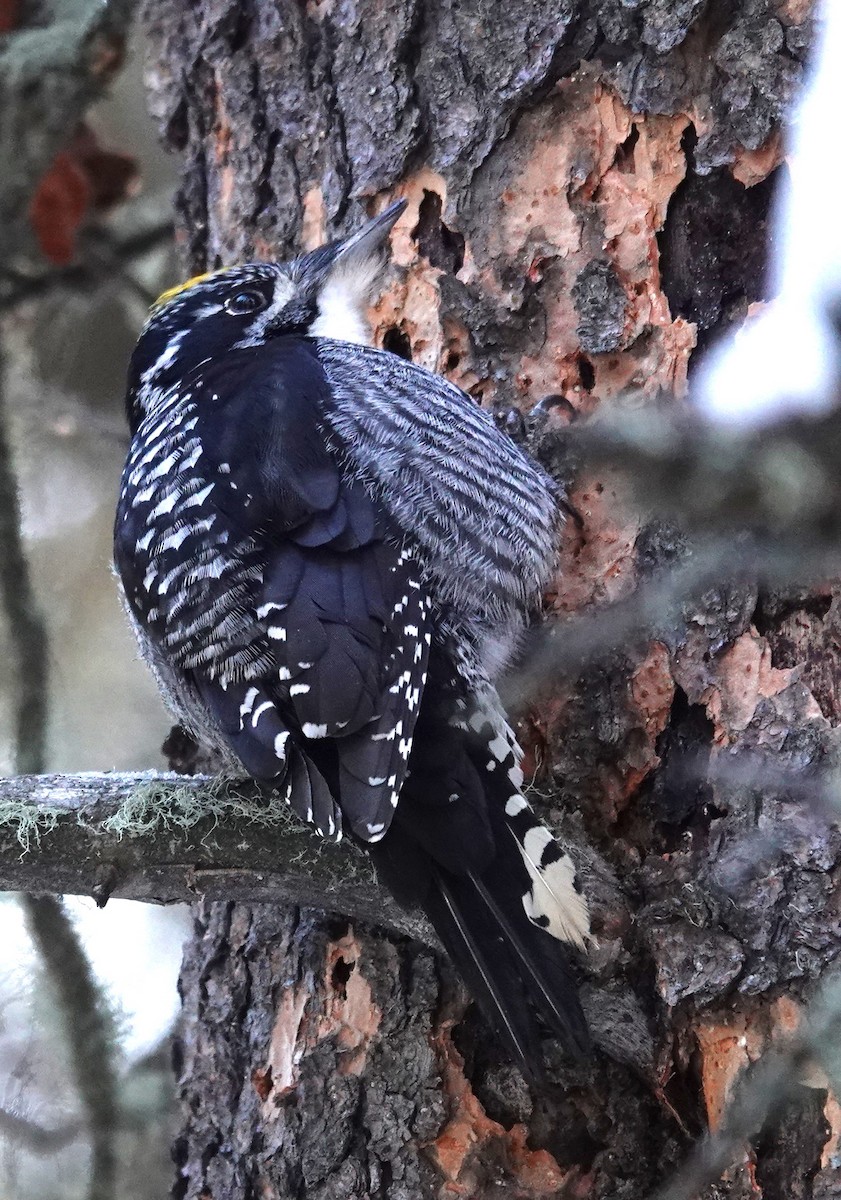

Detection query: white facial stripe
xmin=231 ymin=276 xmax=296 ymax=348
xmin=136 ymin=270 xmax=283 ymax=418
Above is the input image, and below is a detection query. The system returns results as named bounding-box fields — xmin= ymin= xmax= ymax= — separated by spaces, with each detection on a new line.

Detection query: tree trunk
xmin=141 ymin=1 xmax=841 ymax=1196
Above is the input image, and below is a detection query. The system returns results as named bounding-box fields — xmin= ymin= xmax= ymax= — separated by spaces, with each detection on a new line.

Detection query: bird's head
xmin=126 ymin=199 xmax=406 ymax=430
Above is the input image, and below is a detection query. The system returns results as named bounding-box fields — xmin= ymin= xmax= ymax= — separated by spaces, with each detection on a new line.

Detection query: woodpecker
xmin=114 ymin=200 xmax=591 ymax=1074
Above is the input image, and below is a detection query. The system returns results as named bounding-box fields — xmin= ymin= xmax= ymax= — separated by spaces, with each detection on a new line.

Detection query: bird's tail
xmin=370 ymin=690 xmax=591 ymax=1078
xmin=421 ymin=800 xmax=591 ymax=1077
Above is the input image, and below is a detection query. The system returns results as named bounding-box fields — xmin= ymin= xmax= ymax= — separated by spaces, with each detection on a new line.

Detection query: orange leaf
xmin=28 ymin=152 xmax=91 ymax=266
xmin=0 ymin=0 xmax=20 ymax=35
xmin=28 ymin=126 xmax=139 ymax=266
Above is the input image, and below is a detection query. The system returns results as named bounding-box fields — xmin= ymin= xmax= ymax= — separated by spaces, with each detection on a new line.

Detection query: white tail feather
xmin=513 ymin=824 xmax=591 ymax=950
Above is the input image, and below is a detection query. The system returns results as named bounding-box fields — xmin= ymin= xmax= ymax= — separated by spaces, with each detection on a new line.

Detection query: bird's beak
xmin=298 ymin=199 xmax=408 ymax=278
xmin=331 ymin=199 xmax=407 ymax=263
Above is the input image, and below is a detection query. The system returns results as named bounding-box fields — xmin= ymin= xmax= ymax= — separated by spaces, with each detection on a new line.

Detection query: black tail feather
xmin=419 ymin=860 xmax=590 ymax=1080
xmin=468 ymin=870 xmax=590 ymax=1060
xmin=430 ymin=870 xmax=539 ymax=1076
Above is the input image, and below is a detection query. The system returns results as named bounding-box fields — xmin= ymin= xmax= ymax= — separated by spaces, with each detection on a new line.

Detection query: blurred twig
xmin=650 ymin=976 xmax=841 ymax=1200
xmin=0 ymin=216 xmax=174 ymax=312
xmin=504 ymin=397 xmax=841 ymax=709
xmin=502 ymin=542 xmax=732 ymax=709
xmin=0 ymin=346 xmax=119 ymax=1199
xmin=0 ymin=1104 xmax=83 ymax=1153
xmin=21 ymin=895 xmax=119 ymax=1200
xmin=505 ymin=534 xmax=836 ymax=710
xmin=545 ymin=401 xmax=841 ymax=542
xmin=0 ymin=0 xmax=137 ymax=262
xmin=0 ymin=348 xmax=48 ymax=778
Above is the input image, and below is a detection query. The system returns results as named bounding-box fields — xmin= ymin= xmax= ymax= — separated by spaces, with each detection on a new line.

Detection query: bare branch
xmin=0 ymin=771 xmax=434 ymax=943
xmin=21 ymin=895 xmax=119 ymax=1198
xmin=0 ymin=1104 xmax=83 ymax=1154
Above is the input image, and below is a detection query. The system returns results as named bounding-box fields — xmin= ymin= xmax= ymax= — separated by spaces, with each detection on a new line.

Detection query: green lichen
xmin=0 ymin=775 xmax=373 ymax=896
xmin=0 ymin=798 xmax=65 ymax=852
xmin=102 ymin=776 xmax=309 ymax=840
xmin=102 ymin=776 xmax=372 ymax=892
xmin=0 ymin=775 xmax=313 ymax=853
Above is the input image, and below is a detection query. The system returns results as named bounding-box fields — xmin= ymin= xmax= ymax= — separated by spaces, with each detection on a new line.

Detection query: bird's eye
xmin=224 ymin=289 xmax=267 ymax=316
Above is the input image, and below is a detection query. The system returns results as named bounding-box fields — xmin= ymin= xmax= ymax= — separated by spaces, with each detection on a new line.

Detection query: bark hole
xmin=663 ymin=1041 xmax=707 ymax=1139
xmin=228 ymin=1 xmax=255 ymax=54
xmin=382 ymin=326 xmax=413 ymax=360
xmin=614 ymin=124 xmax=639 ymax=173
xmin=754 ymin=589 xmax=834 ymax=634
xmin=254 ymin=130 xmax=280 ymax=225
xmin=251 ymin=1066 xmax=273 ymax=1101
xmin=331 ymin=955 xmax=355 ymax=997
xmin=413 ymin=189 xmax=465 ymax=274
xmin=651 ymin=687 xmax=715 ymax=833
xmin=578 ymin=354 xmax=595 ymax=391
xmin=659 ymin=158 xmax=783 ymax=365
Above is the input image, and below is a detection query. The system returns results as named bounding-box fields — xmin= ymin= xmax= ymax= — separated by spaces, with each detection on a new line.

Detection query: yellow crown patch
xmin=151 ymin=272 xmax=218 ymax=311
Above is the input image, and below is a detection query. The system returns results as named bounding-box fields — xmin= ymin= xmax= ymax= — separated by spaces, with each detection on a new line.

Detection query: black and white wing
xmin=170 ymin=339 xmax=433 ymax=841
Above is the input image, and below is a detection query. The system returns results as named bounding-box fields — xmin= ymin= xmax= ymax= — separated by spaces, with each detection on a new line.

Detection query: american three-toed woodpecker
xmin=114 ymin=200 xmax=591 ymax=1073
